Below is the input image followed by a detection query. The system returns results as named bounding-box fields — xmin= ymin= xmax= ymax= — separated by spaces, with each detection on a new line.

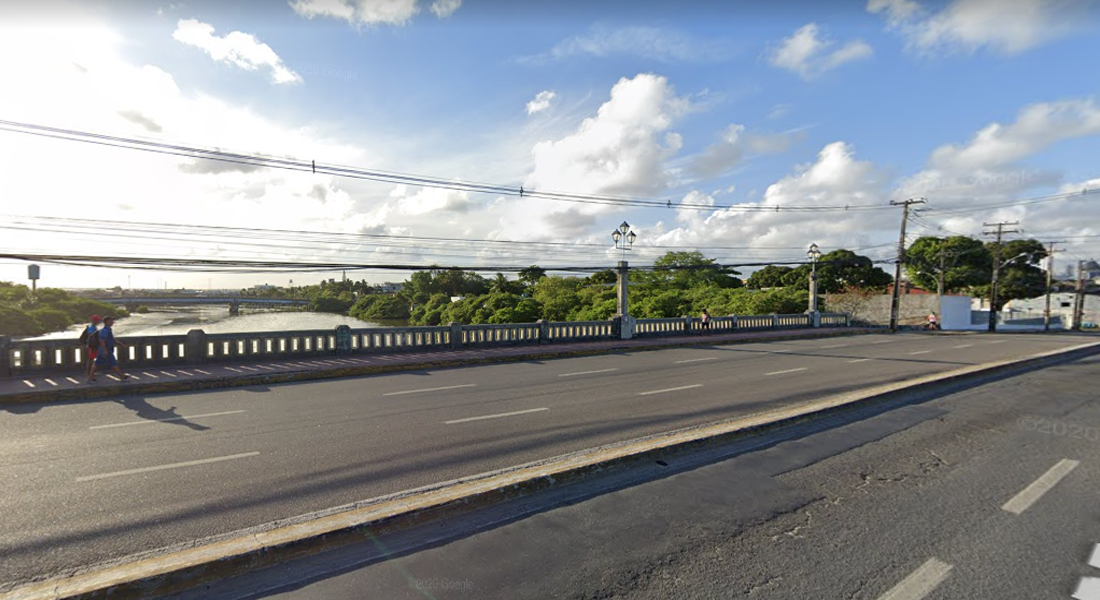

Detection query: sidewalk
xmin=0 ymin=326 xmax=879 ymax=405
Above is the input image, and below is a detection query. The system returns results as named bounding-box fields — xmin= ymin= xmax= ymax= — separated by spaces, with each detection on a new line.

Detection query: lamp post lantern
xmin=806 ymin=243 xmax=821 ymax=315
xmin=611 ymin=222 xmax=637 ymax=339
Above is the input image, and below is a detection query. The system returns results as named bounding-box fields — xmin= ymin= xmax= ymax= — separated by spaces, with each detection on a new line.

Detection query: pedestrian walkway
xmin=0 ymin=326 xmax=878 ymax=404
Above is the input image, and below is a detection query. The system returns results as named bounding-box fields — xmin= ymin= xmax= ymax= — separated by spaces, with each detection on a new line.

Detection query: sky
xmin=1 ymin=0 xmax=1099 ymax=289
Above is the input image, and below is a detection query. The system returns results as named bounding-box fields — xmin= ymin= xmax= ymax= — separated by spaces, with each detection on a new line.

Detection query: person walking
xmin=79 ymin=315 xmax=102 ymax=378
xmin=87 ymin=316 xmax=129 ymax=383
xmin=926 ymin=311 xmax=940 ymax=330
xmin=700 ymin=309 xmax=711 ymax=332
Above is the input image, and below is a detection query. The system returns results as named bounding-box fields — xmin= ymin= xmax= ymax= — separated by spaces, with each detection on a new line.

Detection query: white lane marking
xmin=638 ymin=384 xmax=703 ymax=396
xmin=1090 ymin=543 xmax=1100 ymax=568
xmin=194 ymin=369 xmax=211 ymax=375
xmin=383 ymin=384 xmax=477 ymax=396
xmin=909 ymin=350 xmax=932 ymax=355
xmin=867 ymin=339 xmax=893 ymax=345
xmin=255 ymin=365 xmax=276 ymax=371
xmin=848 ymin=358 xmax=872 ymax=363
xmin=77 ymin=452 xmax=260 ymax=482
xmin=90 ymin=410 xmax=246 ymax=430
xmin=445 ymin=407 xmax=549 ymax=425
xmin=952 ymin=344 xmax=974 ymax=349
xmin=765 ymin=368 xmax=808 ymax=376
xmin=177 ymin=370 xmax=193 ymax=376
xmin=1073 ymin=577 xmax=1100 ymax=600
xmin=559 ymin=368 xmax=619 ymax=377
xmin=65 ymin=377 xmax=80 ymax=384
xmin=141 ymin=371 xmax=159 ymax=379
xmin=23 ymin=380 xmax=35 ymax=388
xmin=44 ymin=378 xmax=58 ymax=387
xmin=675 ymin=357 xmax=719 ymax=364
xmin=1001 ymin=458 xmax=1080 ymax=515
xmin=769 ymin=349 xmax=792 ymax=354
xmin=821 ymin=343 xmax=849 ymax=349
xmin=159 ymin=371 xmax=177 ymax=378
xmin=128 ymin=374 xmax=140 ymax=380
xmin=875 ymin=557 xmax=953 ymax=600
xmin=987 ymin=340 xmax=1007 ymax=344
xmin=224 ymin=367 xmax=242 ymax=373
xmin=106 ymin=374 xmax=120 ymax=381
xmin=237 ymin=366 xmax=260 ymax=372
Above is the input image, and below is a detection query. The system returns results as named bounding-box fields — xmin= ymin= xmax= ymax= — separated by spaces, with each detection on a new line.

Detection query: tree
xmin=518 ymin=266 xmax=547 ymax=287
xmin=746 ymin=265 xmax=795 ymax=289
xmin=983 ymin=238 xmax=1047 ymax=308
xmin=905 ymin=236 xmax=991 ymax=294
xmin=636 ymin=251 xmax=742 ymax=291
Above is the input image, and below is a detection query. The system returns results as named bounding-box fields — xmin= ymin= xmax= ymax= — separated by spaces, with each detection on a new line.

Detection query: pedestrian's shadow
xmin=115 ymin=397 xmax=211 ymax=431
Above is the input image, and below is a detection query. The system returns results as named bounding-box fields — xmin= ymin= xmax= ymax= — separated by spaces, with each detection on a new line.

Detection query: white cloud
xmin=290 ymin=0 xmax=459 ymax=26
xmin=868 ymin=0 xmax=1098 ymax=55
xmin=687 ymin=124 xmax=802 ymax=178
xmin=389 ymin=184 xmax=473 ymax=215
xmin=526 ymin=73 xmax=687 ymax=197
xmin=654 ymin=142 xmax=893 ymax=255
xmin=768 ymin=23 xmax=873 ymax=80
xmin=430 ymin=0 xmax=461 ymax=18
xmin=1060 ymin=177 xmax=1100 ymax=194
xmin=173 ymin=19 xmax=301 ymax=84
xmin=525 ymin=90 xmax=556 ymax=115
xmin=897 ymin=99 xmax=1100 ymax=202
xmin=519 ymin=25 xmax=735 ymax=65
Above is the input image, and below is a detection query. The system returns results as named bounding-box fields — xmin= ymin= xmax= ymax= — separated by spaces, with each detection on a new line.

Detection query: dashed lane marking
xmin=224 ymin=367 xmax=242 ymax=373
xmin=638 ymin=384 xmax=703 ymax=396
xmin=875 ymin=557 xmax=953 ymax=600
xmin=44 ymin=378 xmax=58 ymax=387
xmin=76 ymin=452 xmax=260 ymax=482
xmin=445 ymin=407 xmax=549 ymax=425
xmin=821 ymin=343 xmax=849 ymax=349
xmin=765 ymin=368 xmax=808 ymax=376
xmin=177 ymin=370 xmax=193 ymax=376
xmin=559 ymin=368 xmax=619 ymax=377
xmin=141 ymin=372 xmax=159 ymax=379
xmin=848 ymin=358 xmax=872 ymax=363
xmin=194 ymin=369 xmax=211 ymax=375
xmin=675 ymin=357 xmax=719 ymax=364
xmin=383 ymin=384 xmax=477 ymax=397
xmin=1001 ymin=458 xmax=1080 ymax=515
xmin=65 ymin=377 xmax=80 ymax=384
xmin=23 ymin=380 xmax=35 ymax=388
xmin=159 ymin=371 xmax=178 ymax=378
xmin=90 ymin=410 xmax=246 ymax=430
xmin=909 ymin=350 xmax=932 ymax=355
xmin=952 ymin=344 xmax=974 ymax=349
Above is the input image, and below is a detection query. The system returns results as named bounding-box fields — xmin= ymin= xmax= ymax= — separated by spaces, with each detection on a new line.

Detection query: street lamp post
xmin=611 ymin=222 xmax=637 ymax=339
xmin=806 ymin=243 xmax=821 ymax=316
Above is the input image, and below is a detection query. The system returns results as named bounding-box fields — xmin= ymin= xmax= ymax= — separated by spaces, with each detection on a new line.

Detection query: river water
xmin=27 ymin=307 xmax=397 ymax=340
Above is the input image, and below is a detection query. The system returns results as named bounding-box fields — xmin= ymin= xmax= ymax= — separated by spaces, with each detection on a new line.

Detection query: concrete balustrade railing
xmin=0 ymin=312 xmax=850 ymax=376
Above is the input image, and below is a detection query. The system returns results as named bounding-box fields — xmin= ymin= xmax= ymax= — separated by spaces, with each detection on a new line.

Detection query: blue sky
xmin=1 ymin=0 xmax=1099 ymax=288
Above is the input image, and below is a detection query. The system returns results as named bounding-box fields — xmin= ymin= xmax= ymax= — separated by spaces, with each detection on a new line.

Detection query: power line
xmin=0 ymin=119 xmax=896 ymax=214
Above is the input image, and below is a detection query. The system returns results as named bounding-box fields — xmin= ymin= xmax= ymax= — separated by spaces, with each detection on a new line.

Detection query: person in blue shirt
xmin=79 ymin=315 xmax=102 ymax=377
xmin=87 ymin=316 xmax=130 ymax=383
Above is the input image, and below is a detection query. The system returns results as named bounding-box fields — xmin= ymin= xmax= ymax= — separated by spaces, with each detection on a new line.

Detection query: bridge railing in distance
xmin=0 ymin=312 xmax=850 ymax=376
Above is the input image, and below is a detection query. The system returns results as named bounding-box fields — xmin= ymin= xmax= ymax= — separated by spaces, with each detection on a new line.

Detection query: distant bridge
xmin=99 ymin=297 xmax=308 ymax=315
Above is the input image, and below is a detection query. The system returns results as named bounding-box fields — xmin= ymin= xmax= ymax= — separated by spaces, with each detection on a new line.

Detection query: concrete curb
xmin=0 ymin=328 xmax=877 ymax=405
xmin=5 ymin=336 xmax=1094 ymax=600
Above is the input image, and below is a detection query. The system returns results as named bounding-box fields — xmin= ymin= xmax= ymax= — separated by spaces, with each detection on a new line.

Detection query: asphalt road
xmin=0 ymin=332 xmax=1091 ymax=591
xmin=232 ymin=347 xmax=1100 ymax=600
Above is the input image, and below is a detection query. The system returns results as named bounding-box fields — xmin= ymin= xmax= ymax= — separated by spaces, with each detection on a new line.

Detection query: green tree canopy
xmin=905 ymin=236 xmax=991 ymax=293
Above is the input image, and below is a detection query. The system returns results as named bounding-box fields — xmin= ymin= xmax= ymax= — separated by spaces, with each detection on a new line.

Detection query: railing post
xmin=683 ymin=315 xmax=692 ymax=334
xmin=772 ymin=314 xmax=779 ymax=329
xmin=537 ymin=319 xmax=550 ymax=344
xmin=449 ymin=322 xmax=463 ymax=350
xmin=335 ymin=325 xmax=352 ymax=355
xmin=812 ymin=311 xmax=821 ymax=328
xmin=730 ymin=314 xmax=738 ymax=330
xmin=185 ymin=329 xmax=207 ymax=365
xmin=845 ymin=313 xmax=851 ymax=327
xmin=0 ymin=335 xmax=10 ymax=377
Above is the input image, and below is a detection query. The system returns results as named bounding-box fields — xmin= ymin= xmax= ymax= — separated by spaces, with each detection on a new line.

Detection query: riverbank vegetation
xmin=0 ymin=282 xmax=127 ymax=336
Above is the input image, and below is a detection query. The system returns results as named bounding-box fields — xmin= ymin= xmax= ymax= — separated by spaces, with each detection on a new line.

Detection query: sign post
xmin=28 ymin=264 xmax=40 ymax=296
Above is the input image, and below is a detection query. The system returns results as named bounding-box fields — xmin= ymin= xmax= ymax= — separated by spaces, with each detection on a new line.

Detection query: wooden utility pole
xmin=889 ymin=198 xmax=925 ymax=331
xmin=1042 ymin=241 xmax=1064 ymax=331
xmin=1073 ymin=260 xmax=1087 ymax=330
xmin=982 ymin=221 xmax=1020 ymax=333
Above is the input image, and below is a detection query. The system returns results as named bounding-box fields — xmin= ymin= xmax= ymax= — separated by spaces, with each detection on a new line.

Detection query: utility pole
xmin=982 ymin=221 xmax=1020 ymax=333
xmin=1042 ymin=241 xmax=1064 ymax=331
xmin=889 ymin=198 xmax=925 ymax=332
xmin=1073 ymin=260 xmax=1087 ymax=331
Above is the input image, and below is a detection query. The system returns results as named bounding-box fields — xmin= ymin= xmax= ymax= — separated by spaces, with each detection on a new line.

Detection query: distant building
xmin=377 ymin=282 xmax=404 ymax=293
xmin=252 ymin=284 xmax=275 ymax=290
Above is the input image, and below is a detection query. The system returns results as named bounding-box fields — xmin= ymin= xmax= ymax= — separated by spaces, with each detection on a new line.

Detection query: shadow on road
xmin=115 ymin=397 xmax=211 ymax=431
